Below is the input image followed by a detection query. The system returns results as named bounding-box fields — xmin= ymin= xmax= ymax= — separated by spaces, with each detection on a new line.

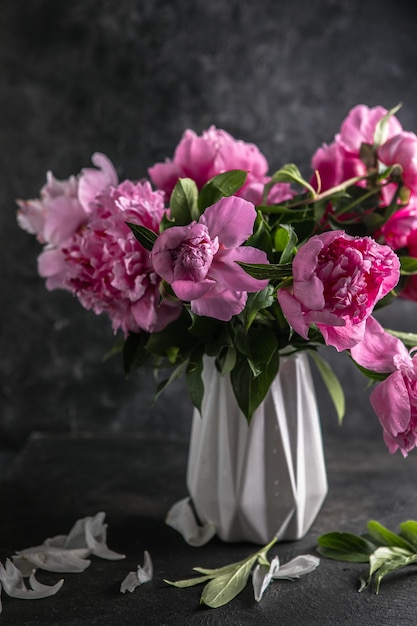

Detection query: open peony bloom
xmin=150 ymin=196 xmax=269 ymax=321
xmin=40 ymin=181 xmax=182 ymax=335
xmin=351 ymin=317 xmax=417 ymax=457
xmin=148 ymin=125 xmax=293 ymax=205
xmin=277 ymin=231 xmax=400 ymax=351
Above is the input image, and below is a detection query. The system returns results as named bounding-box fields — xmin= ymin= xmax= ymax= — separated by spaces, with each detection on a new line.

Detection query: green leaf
xmin=308 ymin=351 xmax=345 ymax=425
xmin=400 ymin=255 xmax=417 ymax=275
xmin=399 ymin=520 xmax=417 ymax=551
xmin=245 ymin=211 xmax=273 ymax=257
xmin=366 ymin=520 xmax=415 ymax=551
xmin=126 ymin=222 xmax=157 ymax=251
xmin=230 ymin=348 xmax=279 ymax=421
xmin=273 ymin=224 xmax=298 ymax=264
xmin=270 ymin=163 xmax=316 ymax=196
xmin=198 ymin=170 xmax=247 ymax=211
xmin=360 ymin=546 xmax=415 ymax=593
xmin=169 ymin=177 xmax=199 ymax=224
xmin=164 ymin=574 xmax=213 ymax=588
xmin=215 ymin=345 xmax=237 ymax=375
xmin=193 ymin=558 xmax=249 ymax=577
xmin=186 ymin=347 xmax=205 ymax=413
xmin=239 ymin=285 xmax=275 ymax=331
xmin=373 ymin=103 xmax=402 ymax=147
xmin=155 ymin=360 xmax=188 ymax=401
xmin=237 ymin=261 xmax=292 ymax=280
xmin=374 ymin=552 xmax=417 ymax=594
xmin=317 ymin=532 xmax=377 ymax=563
xmin=200 ymin=555 xmax=258 ymax=608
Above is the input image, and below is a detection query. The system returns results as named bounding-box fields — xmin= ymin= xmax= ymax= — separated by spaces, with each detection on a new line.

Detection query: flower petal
xmin=191 ymin=287 xmax=247 ymax=321
xmin=120 ymin=551 xmax=153 ymax=593
xmin=165 ymin=498 xmax=216 ymax=546
xmin=0 ymin=559 xmax=64 ymax=600
xmin=78 ymin=152 xmax=118 ymax=213
xmin=350 ymin=316 xmax=411 ymax=372
xmin=252 ymin=556 xmax=280 ymax=602
xmin=209 ymin=247 xmax=269 ymax=292
xmin=272 ymin=554 xmax=320 ymax=579
xmin=200 ymin=196 xmax=257 ymax=248
xmin=13 ymin=551 xmax=91 ymax=574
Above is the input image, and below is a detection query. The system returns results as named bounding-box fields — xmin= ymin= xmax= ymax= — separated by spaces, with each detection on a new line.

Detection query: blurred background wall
xmin=1 ymin=0 xmax=417 ymax=453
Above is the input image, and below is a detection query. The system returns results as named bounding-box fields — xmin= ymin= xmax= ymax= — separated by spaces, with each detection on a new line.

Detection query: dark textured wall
xmin=2 ymin=0 xmax=417 ymax=451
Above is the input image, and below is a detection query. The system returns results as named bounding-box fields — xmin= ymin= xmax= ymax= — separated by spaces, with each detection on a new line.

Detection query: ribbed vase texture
xmin=186 ymin=352 xmax=328 ymax=544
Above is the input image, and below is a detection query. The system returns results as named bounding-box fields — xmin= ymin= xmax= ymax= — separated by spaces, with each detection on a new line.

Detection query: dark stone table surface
xmin=1 ymin=432 xmax=417 ymax=625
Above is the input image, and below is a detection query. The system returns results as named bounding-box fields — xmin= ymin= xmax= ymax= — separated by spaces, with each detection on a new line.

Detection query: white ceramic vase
xmin=186 ymin=352 xmax=328 ymax=544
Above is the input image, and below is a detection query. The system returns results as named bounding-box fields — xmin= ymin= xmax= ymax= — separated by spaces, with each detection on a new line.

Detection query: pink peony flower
xmin=277 ymin=231 xmax=400 ymax=351
xmin=378 ymin=202 xmax=417 ymax=250
xmin=311 ymin=104 xmax=403 ymax=192
xmin=16 ymin=153 xmax=118 ymax=247
xmin=351 ymin=316 xmax=417 ymax=456
xmin=148 ymin=126 xmax=292 ymax=206
xmin=43 ymin=181 xmax=181 ymax=335
xmin=378 ymin=131 xmax=417 ymax=194
xmin=150 ymin=196 xmax=269 ymax=321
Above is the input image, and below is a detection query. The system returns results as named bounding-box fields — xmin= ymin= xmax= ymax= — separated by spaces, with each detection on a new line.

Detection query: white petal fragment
xmin=165 ymin=498 xmax=216 ymax=546
xmin=0 ymin=581 xmax=3 ymax=615
xmin=13 ymin=551 xmax=91 ymax=575
xmin=0 ymin=559 xmax=63 ymax=600
xmin=14 ymin=512 xmax=125 ymax=574
xmin=273 ymin=555 xmax=320 ymax=580
xmin=120 ymin=551 xmax=153 ymax=593
xmin=84 ymin=514 xmax=125 ymax=560
xmin=252 ymin=556 xmax=280 ymax=602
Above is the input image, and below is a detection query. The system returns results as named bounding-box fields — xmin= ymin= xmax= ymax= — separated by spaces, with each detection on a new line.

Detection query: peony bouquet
xmin=16 ymin=104 xmax=417 ymax=457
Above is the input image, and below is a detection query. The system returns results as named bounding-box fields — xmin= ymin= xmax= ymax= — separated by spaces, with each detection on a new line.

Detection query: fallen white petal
xmin=165 ymin=498 xmax=216 ymax=546
xmin=84 ymin=516 xmax=125 ymax=560
xmin=13 ymin=550 xmax=91 ymax=575
xmin=120 ymin=551 xmax=153 ymax=593
xmin=273 ymin=555 xmax=320 ymax=580
xmin=0 ymin=581 xmax=2 ymax=615
xmin=0 ymin=559 xmax=63 ymax=600
xmin=252 ymin=556 xmax=280 ymax=602
xmin=14 ymin=512 xmax=124 ymax=574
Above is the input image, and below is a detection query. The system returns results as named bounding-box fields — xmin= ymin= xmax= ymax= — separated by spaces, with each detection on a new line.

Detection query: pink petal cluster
xmin=351 ymin=317 xmax=417 ymax=456
xmin=150 ymin=196 xmax=269 ymax=321
xmin=277 ymin=230 xmax=400 ymax=351
xmin=16 ymin=153 xmax=117 ymax=247
xmin=311 ymin=104 xmax=403 ymax=192
xmin=148 ymin=126 xmax=294 ymax=206
xmin=310 ymin=104 xmax=417 ymax=248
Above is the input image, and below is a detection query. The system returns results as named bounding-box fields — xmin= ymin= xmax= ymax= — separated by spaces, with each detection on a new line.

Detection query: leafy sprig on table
xmin=164 ymin=537 xmax=319 ymax=608
xmin=317 ymin=519 xmax=417 ymax=593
